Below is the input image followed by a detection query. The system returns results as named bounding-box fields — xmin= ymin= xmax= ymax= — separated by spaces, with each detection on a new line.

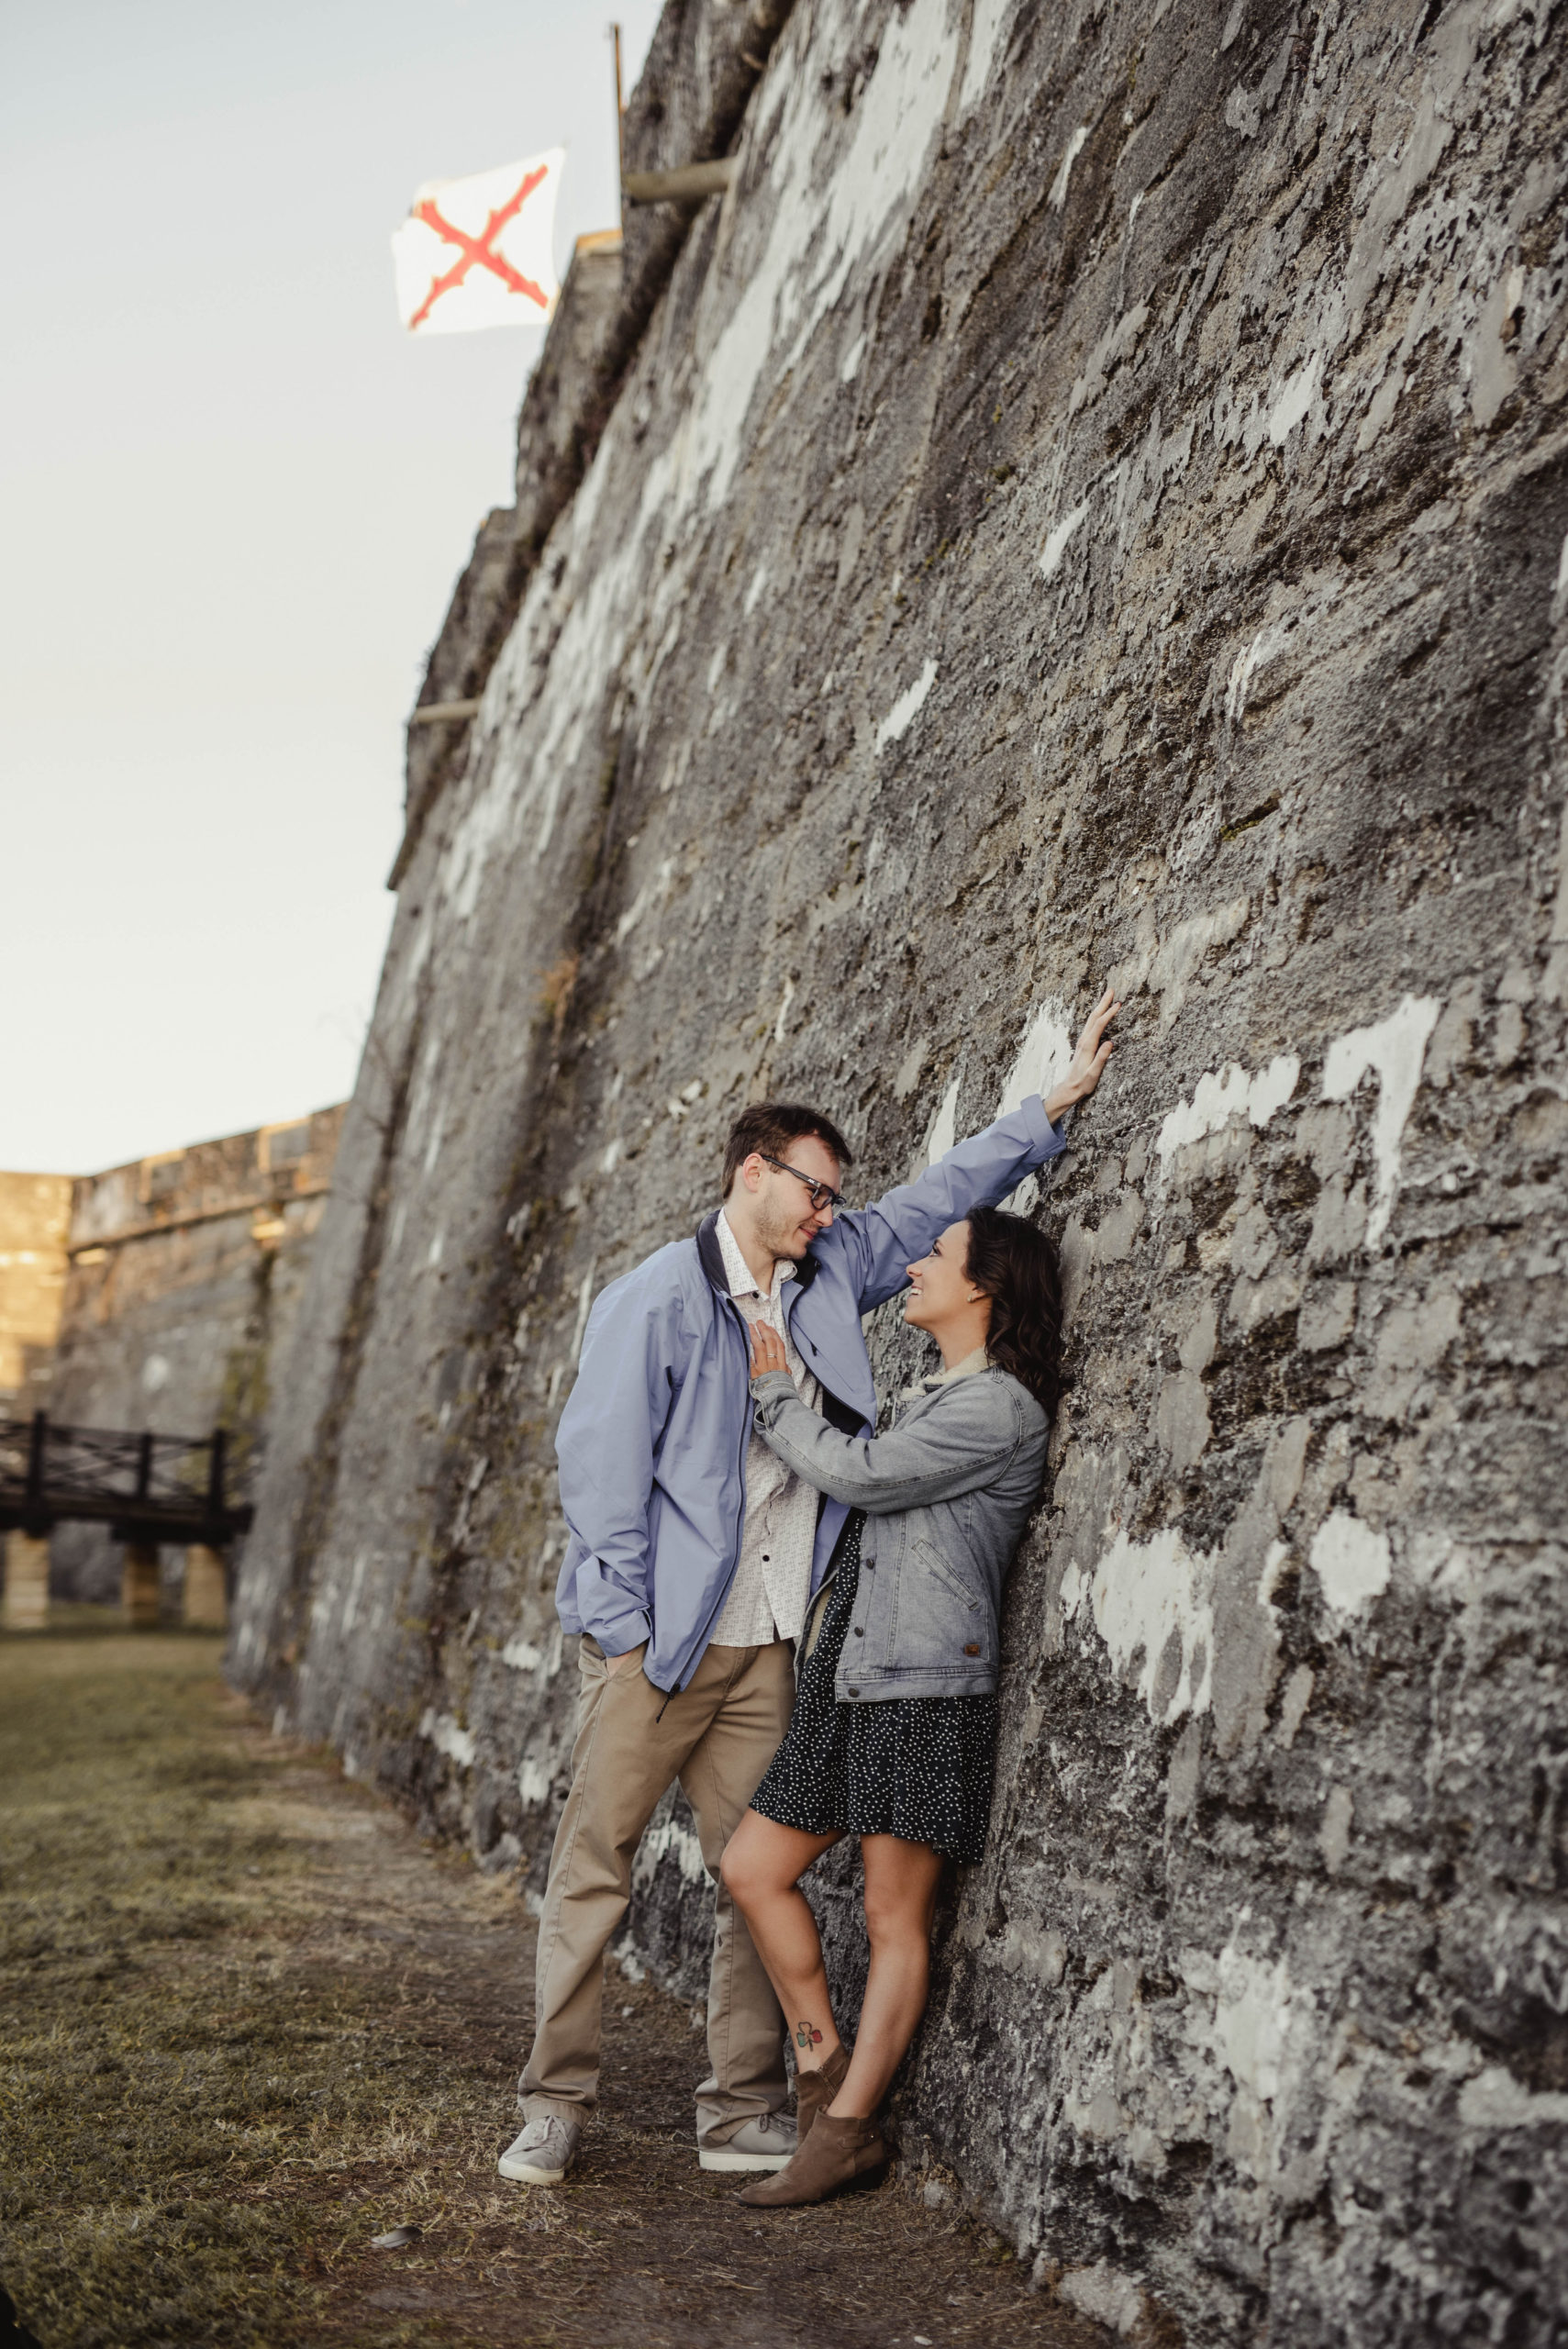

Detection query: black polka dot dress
xmin=749 ymin=1513 xmax=998 ymax=1865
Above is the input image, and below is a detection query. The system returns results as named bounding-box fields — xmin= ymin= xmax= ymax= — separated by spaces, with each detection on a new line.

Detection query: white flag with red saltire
xmin=392 ymin=149 xmax=563 ymax=335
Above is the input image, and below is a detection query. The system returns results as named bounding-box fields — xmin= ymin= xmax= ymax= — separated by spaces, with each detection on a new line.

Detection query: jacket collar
xmin=898 ymin=1344 xmax=993 ymax=1404
xmin=695 ymin=1208 xmax=820 ymax=1300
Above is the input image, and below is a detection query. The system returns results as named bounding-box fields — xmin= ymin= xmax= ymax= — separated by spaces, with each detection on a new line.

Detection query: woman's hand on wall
xmin=1042 ymin=986 xmax=1121 ymax=1126
xmin=749 ymin=1320 xmax=788 ymax=1378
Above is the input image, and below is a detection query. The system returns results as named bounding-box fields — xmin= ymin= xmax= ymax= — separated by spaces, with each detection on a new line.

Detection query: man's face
xmin=747 ymin=1133 xmax=842 ymax=1261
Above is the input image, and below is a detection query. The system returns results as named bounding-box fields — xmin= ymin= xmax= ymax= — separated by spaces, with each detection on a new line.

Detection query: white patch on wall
xmin=1265 ymin=349 xmax=1324 ymax=444
xmin=1062 ymin=1527 xmax=1214 ymax=1725
xmin=1213 ymin=1934 xmax=1293 ymax=2104
xmin=875 ymin=657 xmax=938 ymax=751
xmin=1050 ymin=125 xmax=1089 ymax=210
xmin=141 ymin=1353 xmax=171 ymax=1394
xmin=773 ymin=974 xmax=796 ymax=1041
xmin=1058 ymin=2265 xmax=1145 ymax=2336
xmin=684 ymin=0 xmax=960 ymax=517
xmin=633 ymin=1809 xmax=708 ymax=1888
xmin=997 ymin=1003 xmax=1073 ymax=1117
xmin=1321 ymin=992 xmax=1441 ymax=1247
xmin=1459 ymin=2066 xmax=1568 ymax=2130
xmin=925 ymin=1075 xmax=961 ymax=1167
xmin=1040 ymin=497 xmax=1091 ymax=580
xmin=418 ymin=1709 xmax=476 ymax=1769
xmin=995 ymin=1002 xmax=1073 ymax=1208
xmin=960 ymin=0 xmax=1014 ymax=109
xmin=1148 ymin=896 xmax=1251 ymax=1020
xmin=501 ymin=1635 xmax=545 ymax=1671
xmin=1156 ymin=1055 xmax=1300 ymax=1166
xmin=517 ymin=1753 xmax=553 ymax=1807
xmin=614 ymin=857 xmax=676 ymax=947
xmin=1308 ymin=1509 xmax=1391 ymax=1617
xmin=743 ymin=562 xmax=769 ymax=615
xmin=340 ymin=1549 xmax=369 ymax=1634
xmin=1226 ymin=617 xmax=1296 ymax=723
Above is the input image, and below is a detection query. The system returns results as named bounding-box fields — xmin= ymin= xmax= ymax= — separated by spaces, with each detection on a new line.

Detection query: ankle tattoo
xmin=795 ymin=2019 xmax=824 ymax=2050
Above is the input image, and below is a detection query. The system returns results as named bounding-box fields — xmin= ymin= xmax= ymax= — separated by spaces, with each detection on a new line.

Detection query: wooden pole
xmin=622 ymin=161 xmax=738 ymax=206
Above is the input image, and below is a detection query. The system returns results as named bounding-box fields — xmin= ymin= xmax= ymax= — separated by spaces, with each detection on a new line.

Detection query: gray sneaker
xmin=497 ymin=2112 xmax=582 ymax=2184
xmin=698 ymin=2110 xmax=797 ymax=2173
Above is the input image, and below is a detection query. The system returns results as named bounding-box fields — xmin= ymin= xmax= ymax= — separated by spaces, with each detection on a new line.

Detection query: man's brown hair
xmin=722 ymin=1103 xmax=854 ymax=1197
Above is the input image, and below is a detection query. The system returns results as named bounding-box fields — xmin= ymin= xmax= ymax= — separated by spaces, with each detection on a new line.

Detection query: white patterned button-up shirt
xmin=709 ymin=1208 xmax=823 ymax=1647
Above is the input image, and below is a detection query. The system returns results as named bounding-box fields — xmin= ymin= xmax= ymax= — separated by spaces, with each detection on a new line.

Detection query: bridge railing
xmin=0 ymin=1414 xmax=253 ymax=1543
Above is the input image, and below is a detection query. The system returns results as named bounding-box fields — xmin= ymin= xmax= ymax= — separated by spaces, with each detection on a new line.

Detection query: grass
xmin=0 ymin=1617 xmax=506 ymax=2348
xmin=0 ymin=1618 xmax=1102 ymax=2349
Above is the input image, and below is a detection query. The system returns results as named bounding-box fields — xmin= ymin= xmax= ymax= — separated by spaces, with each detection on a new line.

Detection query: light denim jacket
xmin=748 ymin=1353 xmax=1049 ymax=1701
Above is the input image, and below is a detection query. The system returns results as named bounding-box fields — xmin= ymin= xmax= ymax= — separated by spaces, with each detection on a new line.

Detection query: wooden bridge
xmin=0 ymin=1413 xmax=252 ymax=1631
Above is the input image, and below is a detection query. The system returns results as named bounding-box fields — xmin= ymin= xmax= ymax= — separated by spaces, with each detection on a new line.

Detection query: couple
xmin=500 ymin=989 xmax=1119 ymax=2208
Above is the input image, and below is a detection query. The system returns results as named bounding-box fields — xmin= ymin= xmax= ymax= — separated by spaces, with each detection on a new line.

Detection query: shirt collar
xmin=717 ymin=1208 xmax=795 ymax=1303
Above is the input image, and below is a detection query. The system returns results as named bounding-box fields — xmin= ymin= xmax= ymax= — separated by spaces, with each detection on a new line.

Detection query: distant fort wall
xmin=3 ymin=1108 xmax=344 ymax=1605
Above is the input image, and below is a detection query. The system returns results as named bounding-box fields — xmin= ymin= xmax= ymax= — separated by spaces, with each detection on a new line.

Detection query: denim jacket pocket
xmin=884 ymin=1535 xmax=994 ymax=1673
xmin=914 ymin=1539 xmax=982 ymax=1615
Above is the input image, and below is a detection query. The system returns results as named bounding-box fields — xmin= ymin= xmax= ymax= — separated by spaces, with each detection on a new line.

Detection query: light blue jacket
xmin=748 ymin=1359 xmax=1049 ymax=1700
xmin=553 ymin=1097 xmax=1064 ymax=1693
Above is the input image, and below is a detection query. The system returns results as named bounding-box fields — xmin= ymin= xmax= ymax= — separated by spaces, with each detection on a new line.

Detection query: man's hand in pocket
xmin=606 ymin=1642 xmax=647 ymax=1682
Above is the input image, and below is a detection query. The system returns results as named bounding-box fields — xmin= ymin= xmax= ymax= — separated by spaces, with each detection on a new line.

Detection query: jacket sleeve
xmin=748 ymin=1369 xmax=1020 ymax=1513
xmin=828 ymin=1096 xmax=1065 ymax=1313
xmin=555 ymin=1276 xmax=684 ymax=1654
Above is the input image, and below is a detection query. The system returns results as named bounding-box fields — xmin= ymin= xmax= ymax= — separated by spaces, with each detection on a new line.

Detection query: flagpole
xmin=610 ymin=23 xmax=625 ymax=229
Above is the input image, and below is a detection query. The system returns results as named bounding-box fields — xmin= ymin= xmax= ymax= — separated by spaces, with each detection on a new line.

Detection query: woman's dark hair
xmin=964 ymin=1204 xmax=1063 ymax=1416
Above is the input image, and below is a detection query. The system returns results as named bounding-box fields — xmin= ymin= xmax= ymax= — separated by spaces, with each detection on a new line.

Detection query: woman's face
xmin=903 ymin=1220 xmax=979 ymax=1334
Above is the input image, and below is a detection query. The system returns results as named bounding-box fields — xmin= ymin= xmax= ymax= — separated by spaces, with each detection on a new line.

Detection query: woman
xmin=721 ymin=1190 xmax=1071 ymax=2210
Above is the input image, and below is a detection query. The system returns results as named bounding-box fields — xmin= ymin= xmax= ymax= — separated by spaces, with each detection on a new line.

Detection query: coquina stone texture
xmin=233 ymin=1 xmax=1568 ymax=2337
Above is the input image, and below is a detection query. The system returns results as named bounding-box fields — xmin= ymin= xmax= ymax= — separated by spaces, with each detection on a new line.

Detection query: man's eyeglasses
xmin=759 ymin=1154 xmax=845 ymax=1213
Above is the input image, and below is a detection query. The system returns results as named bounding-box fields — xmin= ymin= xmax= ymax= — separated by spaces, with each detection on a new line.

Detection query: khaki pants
xmin=520 ymin=1634 xmax=794 ymax=2143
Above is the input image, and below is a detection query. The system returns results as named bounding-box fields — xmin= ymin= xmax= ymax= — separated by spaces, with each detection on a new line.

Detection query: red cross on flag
xmin=392 ymin=148 xmax=563 ymax=335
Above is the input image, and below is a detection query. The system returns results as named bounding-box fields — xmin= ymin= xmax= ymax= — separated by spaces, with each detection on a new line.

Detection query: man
xmin=499 ymin=992 xmax=1117 ymax=2187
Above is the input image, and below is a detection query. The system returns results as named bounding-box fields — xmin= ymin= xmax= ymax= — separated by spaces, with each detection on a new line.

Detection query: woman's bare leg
xmin=829 ymin=1834 xmax=945 ymax=2120
xmin=721 ymin=1809 xmax=842 ymax=2068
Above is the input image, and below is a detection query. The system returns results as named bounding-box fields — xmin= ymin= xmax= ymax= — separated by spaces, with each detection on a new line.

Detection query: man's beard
xmin=757 ymin=1197 xmax=810 ymax=1262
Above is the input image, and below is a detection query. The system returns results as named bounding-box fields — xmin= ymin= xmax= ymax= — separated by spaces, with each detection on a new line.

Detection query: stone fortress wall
xmin=231 ymin=2 xmax=1568 ymax=2340
xmin=42 ymin=1106 xmax=345 ymax=1604
xmin=0 ymin=1172 xmax=73 ymax=1417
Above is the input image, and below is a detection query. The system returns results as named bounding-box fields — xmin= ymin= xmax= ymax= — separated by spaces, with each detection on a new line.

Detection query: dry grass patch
xmin=0 ymin=1621 xmax=506 ymax=2347
xmin=0 ymin=1619 xmax=1103 ymax=2349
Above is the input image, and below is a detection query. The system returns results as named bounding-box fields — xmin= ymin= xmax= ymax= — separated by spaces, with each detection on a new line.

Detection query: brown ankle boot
xmin=794 ymin=2043 xmax=850 ymax=2147
xmin=737 ymin=2110 xmax=887 ymax=2208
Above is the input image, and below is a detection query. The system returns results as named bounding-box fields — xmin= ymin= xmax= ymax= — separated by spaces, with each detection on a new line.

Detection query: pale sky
xmin=0 ymin=0 xmax=661 ymax=1174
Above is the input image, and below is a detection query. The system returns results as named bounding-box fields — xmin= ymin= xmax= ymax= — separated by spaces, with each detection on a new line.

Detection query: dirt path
xmin=0 ymin=1622 xmax=1102 ymax=2349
